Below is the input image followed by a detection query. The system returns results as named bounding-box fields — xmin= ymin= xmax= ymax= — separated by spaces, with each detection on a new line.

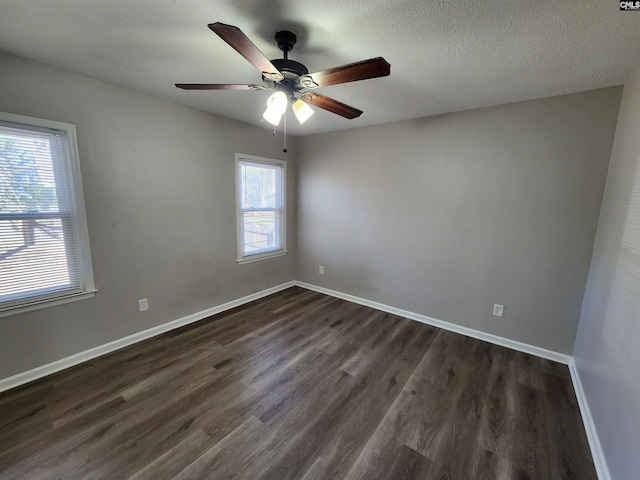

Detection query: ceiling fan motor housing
xmin=271 ymin=58 xmax=308 ymax=78
xmin=268 ymin=30 xmax=309 ymax=82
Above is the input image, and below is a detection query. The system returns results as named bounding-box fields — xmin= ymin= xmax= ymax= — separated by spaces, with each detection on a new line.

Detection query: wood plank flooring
xmin=0 ymin=287 xmax=597 ymax=479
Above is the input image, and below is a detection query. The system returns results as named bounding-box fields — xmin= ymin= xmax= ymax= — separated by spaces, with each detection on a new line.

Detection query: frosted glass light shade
xmin=292 ymin=99 xmax=314 ymax=124
xmin=262 ymin=91 xmax=288 ymax=126
xmin=262 ymin=107 xmax=283 ymax=126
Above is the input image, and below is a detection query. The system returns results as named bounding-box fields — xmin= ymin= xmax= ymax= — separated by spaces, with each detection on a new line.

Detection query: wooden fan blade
xmin=208 ymin=23 xmax=283 ymax=82
xmin=301 ymin=93 xmax=362 ymax=119
xmin=305 ymin=57 xmax=390 ymax=88
xmin=176 ymin=84 xmax=263 ymax=90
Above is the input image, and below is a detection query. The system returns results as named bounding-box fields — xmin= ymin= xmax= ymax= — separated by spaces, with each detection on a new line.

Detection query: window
xmin=236 ymin=153 xmax=286 ymax=264
xmin=0 ymin=112 xmax=95 ymax=317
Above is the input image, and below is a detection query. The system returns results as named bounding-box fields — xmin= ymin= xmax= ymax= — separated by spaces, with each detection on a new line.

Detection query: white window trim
xmin=235 ymin=153 xmax=287 ymax=265
xmin=0 ymin=112 xmax=96 ymax=318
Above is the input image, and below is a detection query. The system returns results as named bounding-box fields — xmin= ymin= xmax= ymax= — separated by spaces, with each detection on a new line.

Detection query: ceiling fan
xmin=176 ymin=22 xmax=391 ymax=127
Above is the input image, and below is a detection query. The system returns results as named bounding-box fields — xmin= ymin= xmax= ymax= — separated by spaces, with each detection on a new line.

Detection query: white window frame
xmin=0 ymin=112 xmax=96 ymax=318
xmin=235 ymin=153 xmax=287 ymax=265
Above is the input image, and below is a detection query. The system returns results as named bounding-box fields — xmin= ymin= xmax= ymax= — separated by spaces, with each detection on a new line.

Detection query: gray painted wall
xmin=574 ymin=68 xmax=640 ymax=480
xmin=0 ymin=53 xmax=297 ymax=379
xmin=297 ymin=88 xmax=622 ymax=354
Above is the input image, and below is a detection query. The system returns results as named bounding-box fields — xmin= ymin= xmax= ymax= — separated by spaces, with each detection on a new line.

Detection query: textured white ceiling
xmin=1 ymin=0 xmax=639 ymax=136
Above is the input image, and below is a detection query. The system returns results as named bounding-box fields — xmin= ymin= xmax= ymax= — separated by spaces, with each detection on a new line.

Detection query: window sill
xmin=237 ymin=249 xmax=288 ymax=265
xmin=0 ymin=290 xmax=97 ymax=319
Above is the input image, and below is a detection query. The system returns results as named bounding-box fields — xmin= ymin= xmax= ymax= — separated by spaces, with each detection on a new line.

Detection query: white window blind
xmin=0 ymin=113 xmax=95 ymax=316
xmin=236 ymin=154 xmax=286 ymax=264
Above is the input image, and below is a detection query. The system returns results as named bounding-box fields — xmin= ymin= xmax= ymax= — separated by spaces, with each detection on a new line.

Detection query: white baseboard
xmin=0 ymin=281 xmax=296 ymax=393
xmin=0 ymin=279 xmax=571 ymax=389
xmin=0 ymin=280 xmax=571 ymax=394
xmin=294 ymin=281 xmax=571 ymax=364
xmin=569 ymin=359 xmax=611 ymax=480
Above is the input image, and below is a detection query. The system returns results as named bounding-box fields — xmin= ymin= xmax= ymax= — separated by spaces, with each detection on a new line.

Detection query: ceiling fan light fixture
xmin=292 ymin=98 xmax=314 ymax=124
xmin=262 ymin=91 xmax=288 ymax=126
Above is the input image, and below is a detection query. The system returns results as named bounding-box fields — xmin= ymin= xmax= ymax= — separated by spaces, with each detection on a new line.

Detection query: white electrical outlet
xmin=319 ymin=265 xmax=324 ymax=274
xmin=138 ymin=298 xmax=149 ymax=312
xmin=492 ymin=304 xmax=504 ymax=317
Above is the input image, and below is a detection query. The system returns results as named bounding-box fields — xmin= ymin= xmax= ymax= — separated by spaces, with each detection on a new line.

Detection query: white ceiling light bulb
xmin=292 ymin=98 xmax=314 ymax=124
xmin=262 ymin=91 xmax=288 ymax=126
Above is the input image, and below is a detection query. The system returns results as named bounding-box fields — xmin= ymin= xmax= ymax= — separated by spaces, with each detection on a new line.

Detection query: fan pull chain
xmin=282 ymin=112 xmax=288 ymax=154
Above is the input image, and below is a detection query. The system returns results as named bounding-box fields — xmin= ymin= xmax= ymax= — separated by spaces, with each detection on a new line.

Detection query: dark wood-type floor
xmin=0 ymin=287 xmax=597 ymax=479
